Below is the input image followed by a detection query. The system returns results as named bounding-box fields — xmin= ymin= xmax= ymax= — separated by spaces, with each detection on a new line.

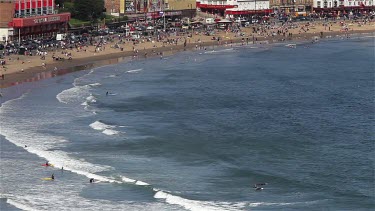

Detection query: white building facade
xmin=312 ymin=0 xmax=374 ymax=14
xmin=197 ymin=0 xmax=271 ymax=15
xmin=313 ymin=0 xmax=374 ymax=8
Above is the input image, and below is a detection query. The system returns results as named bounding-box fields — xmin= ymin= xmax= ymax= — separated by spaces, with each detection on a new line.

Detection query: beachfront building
xmin=196 ymin=0 xmax=237 ymax=17
xmin=0 ymin=0 xmax=70 ymax=42
xmin=270 ymin=0 xmax=313 ymax=15
xmin=104 ymin=0 xmax=196 ymax=17
xmin=313 ymin=0 xmax=375 ymax=14
xmin=196 ymin=0 xmax=272 ymax=17
xmin=225 ymin=0 xmax=272 ymax=16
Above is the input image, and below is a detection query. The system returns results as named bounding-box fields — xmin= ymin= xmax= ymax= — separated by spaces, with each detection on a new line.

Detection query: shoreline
xmin=0 ymin=28 xmax=374 ymax=88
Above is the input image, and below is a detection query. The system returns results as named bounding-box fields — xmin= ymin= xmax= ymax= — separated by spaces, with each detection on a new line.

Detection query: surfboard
xmin=41 ymin=178 xmax=54 ymax=181
xmin=41 ymin=164 xmax=54 ymax=167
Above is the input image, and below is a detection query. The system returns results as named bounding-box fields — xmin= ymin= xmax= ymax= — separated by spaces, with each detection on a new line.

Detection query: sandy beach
xmin=1 ymin=19 xmax=374 ymax=88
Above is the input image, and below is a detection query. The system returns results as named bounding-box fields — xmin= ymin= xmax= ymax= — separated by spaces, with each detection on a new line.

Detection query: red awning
xmin=11 ymin=13 xmax=71 ymax=28
xmin=225 ymin=9 xmax=273 ymax=15
xmin=199 ymin=4 xmax=236 ymax=10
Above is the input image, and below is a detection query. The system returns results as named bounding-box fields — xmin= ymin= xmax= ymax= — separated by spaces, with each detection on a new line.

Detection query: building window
xmin=317 ymin=1 xmax=321 ymax=8
xmin=334 ymin=1 xmax=337 ymax=7
xmin=323 ymin=1 xmax=327 ymax=8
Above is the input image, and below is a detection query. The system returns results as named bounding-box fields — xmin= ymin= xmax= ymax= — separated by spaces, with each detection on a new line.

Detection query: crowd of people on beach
xmin=0 ymin=13 xmax=374 ymax=82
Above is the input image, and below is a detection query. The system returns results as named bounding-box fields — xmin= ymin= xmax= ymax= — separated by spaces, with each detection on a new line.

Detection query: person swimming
xmin=253 ymin=183 xmax=267 ymax=188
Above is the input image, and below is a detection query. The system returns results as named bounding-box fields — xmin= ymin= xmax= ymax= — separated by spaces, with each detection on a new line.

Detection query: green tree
xmin=58 ymin=2 xmax=75 ymax=15
xmin=73 ymin=0 xmax=105 ymax=21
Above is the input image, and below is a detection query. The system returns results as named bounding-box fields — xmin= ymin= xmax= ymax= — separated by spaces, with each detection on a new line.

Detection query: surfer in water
xmin=90 ymin=178 xmax=94 ymax=183
xmin=106 ymin=91 xmax=109 ymax=96
xmin=253 ymin=183 xmax=267 ymax=190
xmin=51 ymin=174 xmax=55 ymax=180
xmin=46 ymin=161 xmax=49 ymax=166
xmin=253 ymin=183 xmax=267 ymax=188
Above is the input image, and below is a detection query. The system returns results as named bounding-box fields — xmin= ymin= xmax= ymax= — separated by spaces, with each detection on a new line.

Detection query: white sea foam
xmin=6 ymin=198 xmax=39 ymax=211
xmin=102 ymin=129 xmax=120 ymax=135
xmin=89 ymin=121 xmax=114 ymax=131
xmin=56 ymin=85 xmax=91 ymax=104
xmin=86 ymin=95 xmax=97 ymax=103
xmin=135 ymin=181 xmax=150 ymax=186
xmin=90 ymin=121 xmax=121 ymax=136
xmin=121 ymin=176 xmax=137 ymax=183
xmin=6 ymin=189 xmax=175 ymax=211
xmin=204 ymin=48 xmax=234 ymax=54
xmin=153 ymin=190 xmax=244 ymax=211
xmin=127 ymin=68 xmax=143 ymax=73
xmin=88 ymin=82 xmax=101 ymax=87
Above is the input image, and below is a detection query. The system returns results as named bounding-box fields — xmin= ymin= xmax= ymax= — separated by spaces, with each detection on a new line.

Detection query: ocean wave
xmin=6 ymin=198 xmax=39 ymax=211
xmin=0 ymin=100 xmax=112 ymax=174
xmin=153 ymin=189 xmax=245 ymax=211
xmin=6 ymin=195 xmax=181 ymax=211
xmin=56 ymin=85 xmax=91 ymax=104
xmin=89 ymin=121 xmax=121 ymax=136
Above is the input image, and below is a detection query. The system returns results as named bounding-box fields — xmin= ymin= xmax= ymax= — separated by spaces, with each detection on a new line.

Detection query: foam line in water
xmin=88 ymin=83 xmax=102 ymax=87
xmin=204 ymin=48 xmax=234 ymax=54
xmin=153 ymin=190 xmax=243 ymax=211
xmin=56 ymin=85 xmax=91 ymax=104
xmin=248 ymin=199 xmax=326 ymax=207
xmin=135 ymin=181 xmax=150 ymax=186
xmin=126 ymin=68 xmax=143 ymax=73
xmin=6 ymin=198 xmax=39 ymax=211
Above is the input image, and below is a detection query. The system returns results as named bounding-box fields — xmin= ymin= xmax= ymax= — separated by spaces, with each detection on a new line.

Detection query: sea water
xmin=0 ymin=35 xmax=374 ymax=211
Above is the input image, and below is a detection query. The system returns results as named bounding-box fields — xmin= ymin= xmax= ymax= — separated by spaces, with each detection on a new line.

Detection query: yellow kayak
xmin=41 ymin=177 xmax=54 ymax=181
